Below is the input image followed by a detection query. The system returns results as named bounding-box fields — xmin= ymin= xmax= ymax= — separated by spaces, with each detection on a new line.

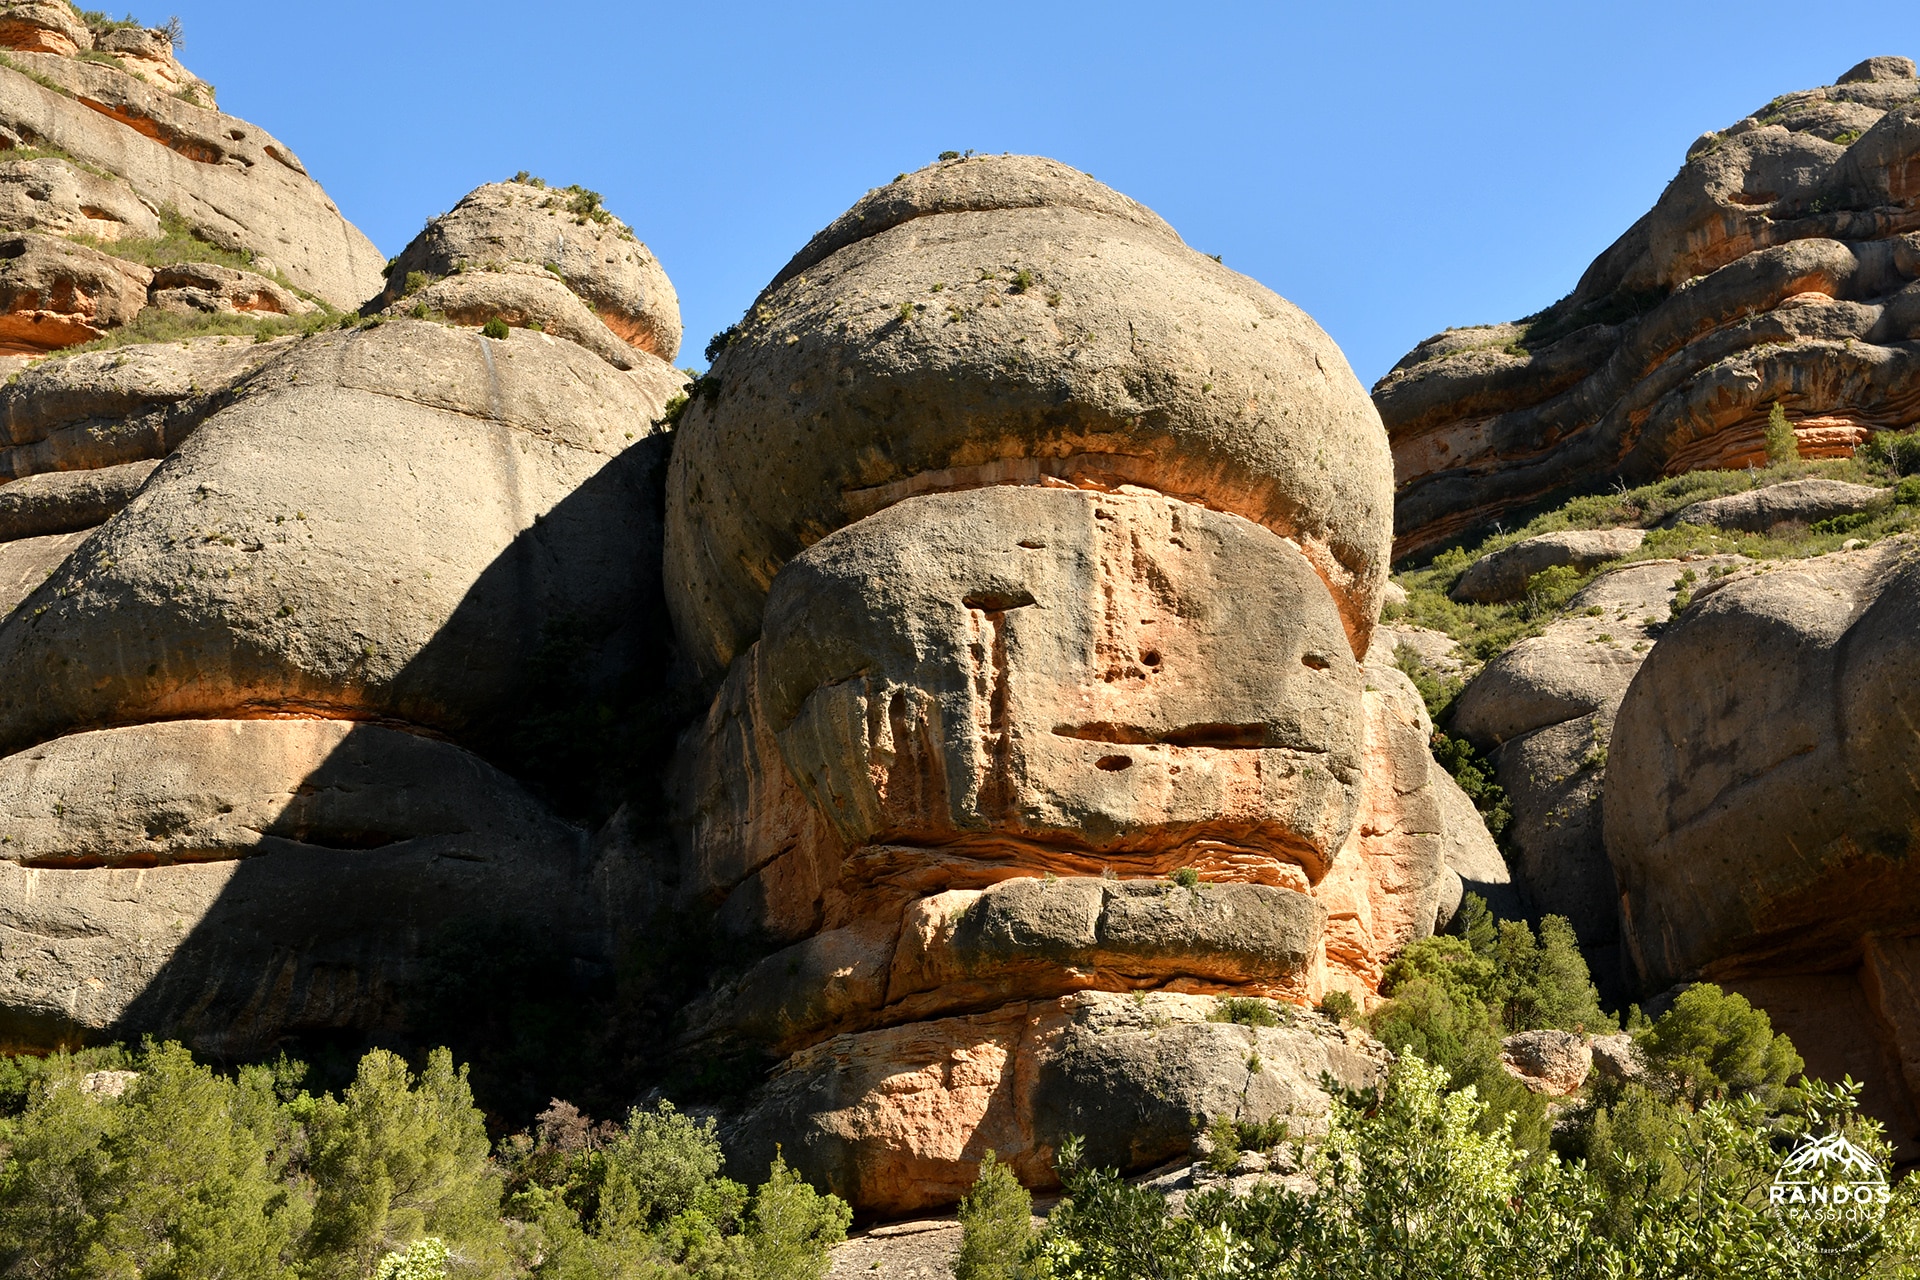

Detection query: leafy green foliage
xmin=51 ymin=303 xmax=336 ymax=356
xmin=1317 ymin=990 xmax=1358 ymax=1025
xmin=955 ymin=1150 xmax=1036 ymax=1280
xmin=1864 ymin=427 xmax=1920 ymax=477
xmin=73 ymin=207 xmax=262 ymax=275
xmin=1036 ymin=1054 xmax=1920 ymax=1278
xmin=481 ymin=317 xmax=510 ymax=339
xmin=1765 ymin=401 xmax=1799 ymax=466
xmin=1636 ymin=983 xmax=1804 ymax=1108
xmin=1392 ymin=641 xmax=1462 ymax=721
xmin=1209 ymin=997 xmax=1287 ymax=1028
xmin=0 ymin=1042 xmax=849 ymax=1280
xmin=1428 ymin=730 xmax=1511 ymax=840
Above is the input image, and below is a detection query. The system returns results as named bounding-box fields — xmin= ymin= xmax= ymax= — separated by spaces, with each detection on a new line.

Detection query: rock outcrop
xmin=664 ymin=154 xmax=1395 ymax=680
xmin=1604 ymin=538 xmax=1920 ymax=1150
xmin=666 ymin=155 xmax=1487 ymax=1212
xmin=1379 ymin=57 xmax=1920 ymax=559
xmin=0 ymin=157 xmax=687 ymax=1054
xmin=377 ymin=179 xmax=681 ymax=362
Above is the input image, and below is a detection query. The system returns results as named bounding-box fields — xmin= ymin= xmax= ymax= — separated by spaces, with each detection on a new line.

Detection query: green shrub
xmin=372 ymin=1236 xmax=450 ymax=1280
xmin=1394 ymin=641 xmax=1464 ymax=721
xmin=1896 ymin=475 xmax=1920 ymax=505
xmin=1765 ymin=400 xmax=1799 ymax=465
xmin=1210 ymin=996 xmax=1286 ymax=1028
xmin=1169 ymin=866 xmax=1200 ymax=890
xmin=1318 ymin=989 xmax=1358 ymax=1025
xmin=1204 ymin=1114 xmax=1242 ymax=1173
xmin=1636 ymin=982 xmax=1803 ymax=1108
xmin=955 ymin=1151 xmax=1035 ymax=1280
xmin=1430 ymin=730 xmax=1511 ymax=840
xmin=481 ymin=317 xmax=510 ymax=339
xmin=1866 ymin=427 xmax=1920 ymax=477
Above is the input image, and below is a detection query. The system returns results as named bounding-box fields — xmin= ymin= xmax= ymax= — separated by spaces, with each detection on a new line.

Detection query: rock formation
xmin=1604 ymin=540 xmax=1920 ymax=1151
xmin=0 ymin=118 xmax=686 ymax=1053
xmin=1392 ymin=53 xmax=1920 ymax=1158
xmin=665 ymin=154 xmax=1488 ymax=1213
xmin=1379 ymin=56 xmax=1920 ymax=559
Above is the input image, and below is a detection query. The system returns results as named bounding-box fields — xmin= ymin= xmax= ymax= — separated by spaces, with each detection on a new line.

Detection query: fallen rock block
xmin=1500 ymin=1028 xmax=1592 ymax=1095
xmin=148 ymin=261 xmax=314 ymax=317
xmin=0 ymin=232 xmax=150 ymax=352
xmin=1670 ymin=478 xmax=1887 ymax=532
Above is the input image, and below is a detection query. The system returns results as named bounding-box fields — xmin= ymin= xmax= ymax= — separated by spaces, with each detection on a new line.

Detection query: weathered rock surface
xmin=1380 ymin=58 xmax=1920 ymax=558
xmin=1605 ymin=540 xmax=1920 ymax=1151
xmin=0 ymin=231 xmax=149 ymax=351
xmin=380 ymin=180 xmax=680 ymax=360
xmin=0 ymin=155 xmax=160 ymax=242
xmin=1500 ymin=1028 xmax=1592 ymax=1095
xmin=1669 ymin=477 xmax=1886 ymax=532
xmin=392 ymin=267 xmax=646 ymax=371
xmin=0 ymin=46 xmax=381 ymax=307
xmin=665 ymin=153 xmax=1395 ymax=679
xmin=0 ymin=718 xmax=629 ymax=1053
xmin=1451 ymin=528 xmax=1646 ymax=603
xmin=0 ymin=525 xmax=79 ymax=614
xmin=827 ymin=1220 xmax=963 ymax=1279
xmin=1432 ymin=765 xmax=1524 ymax=923
xmin=1589 ymin=1031 xmax=1640 ymax=1083
xmin=0 ymin=320 xmax=677 ymax=754
xmin=148 ymin=261 xmax=314 ymax=317
xmin=0 ymin=454 xmax=154 ymax=539
xmin=0 ymin=3 xmax=91 ymax=57
xmin=0 ymin=333 xmax=289 ymax=480
xmin=723 ymin=992 xmax=1388 ymax=1217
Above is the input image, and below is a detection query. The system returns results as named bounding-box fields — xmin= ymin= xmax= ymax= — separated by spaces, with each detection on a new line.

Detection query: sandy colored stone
xmin=90 ymin=25 xmax=201 ymax=97
xmin=0 ymin=156 xmax=159 ymax=242
xmin=380 ymin=181 xmax=680 ymax=360
xmin=0 ymin=4 xmax=89 ymax=56
xmin=1451 ymin=528 xmax=1647 ymax=603
xmin=0 ymin=454 xmax=154 ymax=540
xmin=1670 ymin=477 xmax=1887 ymax=532
xmin=147 ymin=260 xmax=314 ymax=317
xmin=0 ymin=231 xmax=148 ymax=351
xmin=0 ymin=333 xmax=290 ymax=480
xmin=394 ymin=267 xmax=651 ymax=371
xmin=827 ymin=1220 xmax=962 ymax=1280
xmin=756 ymin=486 xmax=1368 ymax=881
xmin=0 ymin=525 xmax=79 ymax=615
xmin=1604 ymin=544 xmax=1905 ymax=986
xmin=0 ymin=51 xmax=383 ymax=307
xmin=1431 ymin=765 xmax=1523 ymax=923
xmin=684 ymin=877 xmax=1326 ymax=1053
xmin=723 ymin=990 xmax=1387 ymax=1217
xmin=1589 ymin=1032 xmax=1641 ymax=1083
xmin=1499 ymin=1029 xmax=1592 ymax=1095
xmin=665 ymin=155 xmax=1393 ymax=679
xmin=0 ymin=320 xmax=677 ymax=754
xmin=0 ymin=717 xmax=634 ymax=1054
xmin=1379 ymin=58 xmax=1920 ymax=558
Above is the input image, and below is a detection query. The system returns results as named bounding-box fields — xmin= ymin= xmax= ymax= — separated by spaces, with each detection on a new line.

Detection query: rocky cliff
xmin=1387 ymin=54 xmax=1920 ymax=1158
xmin=1380 ymin=56 xmax=1920 ymax=560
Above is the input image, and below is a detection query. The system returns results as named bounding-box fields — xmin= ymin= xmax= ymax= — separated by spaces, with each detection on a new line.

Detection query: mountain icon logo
xmin=1771 ymin=1122 xmax=1890 ymax=1252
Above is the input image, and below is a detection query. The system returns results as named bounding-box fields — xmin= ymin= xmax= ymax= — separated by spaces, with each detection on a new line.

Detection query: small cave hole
xmin=1095 ymin=754 xmax=1134 ymax=772
xmin=1140 ymin=648 xmax=1161 ymax=668
xmin=1301 ymin=652 xmax=1331 ymax=671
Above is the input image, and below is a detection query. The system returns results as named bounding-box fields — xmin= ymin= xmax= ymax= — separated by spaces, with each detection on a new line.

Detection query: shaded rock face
xmin=1379 ymin=57 xmax=1920 ymax=559
xmin=666 ymin=156 xmax=1483 ymax=1214
xmin=1603 ymin=539 xmax=1920 ymax=1152
xmin=665 ymin=154 xmax=1395 ymax=681
xmin=0 ymin=300 xmax=685 ymax=1053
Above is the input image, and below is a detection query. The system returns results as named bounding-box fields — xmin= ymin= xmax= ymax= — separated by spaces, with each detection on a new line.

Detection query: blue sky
xmin=163 ymin=1 xmax=1902 ymax=386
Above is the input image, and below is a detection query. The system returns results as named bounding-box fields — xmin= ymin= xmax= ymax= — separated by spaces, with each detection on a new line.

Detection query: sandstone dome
xmin=662 ymin=153 xmax=1395 ymax=680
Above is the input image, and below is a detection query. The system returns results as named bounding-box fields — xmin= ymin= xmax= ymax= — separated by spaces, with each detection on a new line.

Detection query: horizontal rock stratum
xmin=1380 ymin=56 xmax=1920 ymax=560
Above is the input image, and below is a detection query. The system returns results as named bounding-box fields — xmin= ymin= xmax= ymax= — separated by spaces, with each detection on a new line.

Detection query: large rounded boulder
xmin=663 ymin=154 xmax=1394 ymax=679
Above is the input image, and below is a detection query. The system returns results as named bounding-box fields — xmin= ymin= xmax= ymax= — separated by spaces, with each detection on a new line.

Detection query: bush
xmin=955 ymin=1150 xmax=1035 ymax=1280
xmin=1635 ymin=982 xmax=1803 ymax=1108
xmin=481 ymin=317 xmax=510 ymax=339
xmin=1866 ymin=427 xmax=1920 ymax=477
xmin=1430 ymin=730 xmax=1511 ymax=840
xmin=1765 ymin=400 xmax=1799 ymax=465
xmin=1318 ymin=990 xmax=1358 ymax=1025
